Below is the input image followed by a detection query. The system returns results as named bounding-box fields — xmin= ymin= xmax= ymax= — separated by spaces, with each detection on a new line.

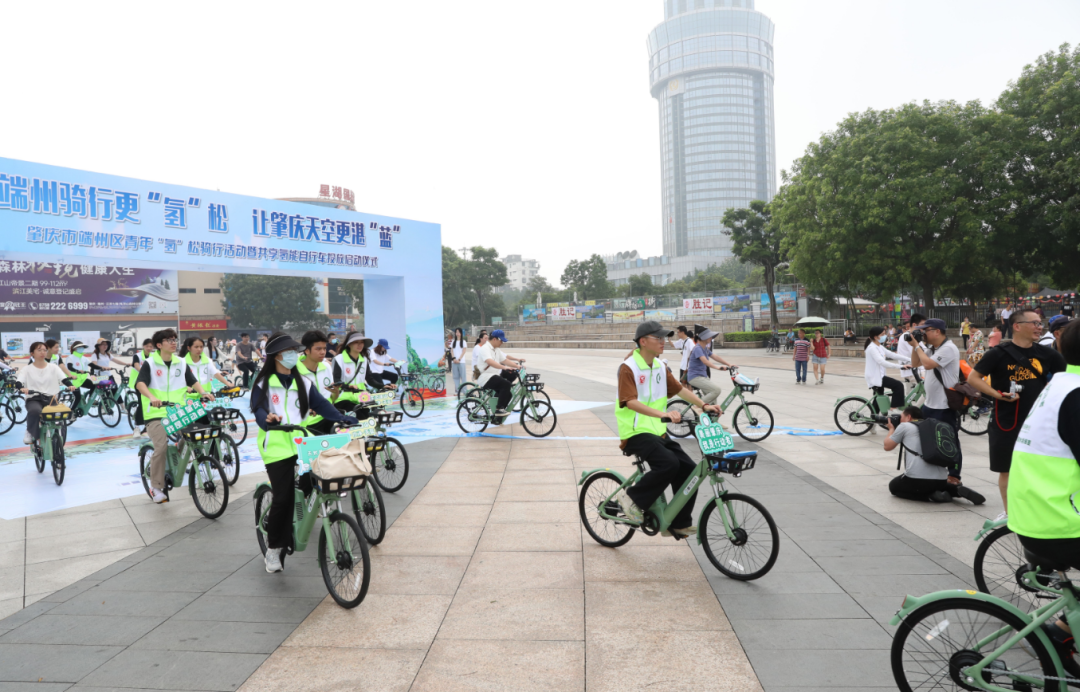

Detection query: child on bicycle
xmin=615 ymin=321 xmax=721 ymax=538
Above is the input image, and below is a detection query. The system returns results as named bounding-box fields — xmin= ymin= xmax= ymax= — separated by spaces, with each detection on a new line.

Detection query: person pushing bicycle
xmin=615 ymin=321 xmax=722 ymax=538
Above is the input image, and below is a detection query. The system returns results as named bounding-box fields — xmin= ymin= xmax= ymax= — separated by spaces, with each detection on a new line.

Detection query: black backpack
xmin=896 ymin=419 xmax=960 ymax=469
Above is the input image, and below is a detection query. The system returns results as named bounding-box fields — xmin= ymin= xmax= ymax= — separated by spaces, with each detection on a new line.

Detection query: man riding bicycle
xmin=615 ymin=321 xmax=721 ymax=538
xmin=476 ymin=329 xmax=525 ymax=423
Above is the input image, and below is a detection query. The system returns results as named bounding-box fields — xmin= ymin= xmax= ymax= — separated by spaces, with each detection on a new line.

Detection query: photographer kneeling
xmin=885 ymin=406 xmax=985 ymax=504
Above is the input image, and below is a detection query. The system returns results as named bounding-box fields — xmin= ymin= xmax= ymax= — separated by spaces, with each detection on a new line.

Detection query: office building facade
xmin=649 ymin=0 xmax=776 ymax=259
xmin=497 ymin=254 xmax=540 ymax=293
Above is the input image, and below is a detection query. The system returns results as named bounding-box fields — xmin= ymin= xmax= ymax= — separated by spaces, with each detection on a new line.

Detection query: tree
xmin=338 ymin=279 xmax=364 ymax=315
xmin=561 ymin=254 xmax=614 ymax=300
xmin=996 ymin=44 xmax=1080 ymax=290
xmin=775 ymin=101 xmax=1009 ymax=310
xmin=626 ymin=273 xmax=654 ymax=297
xmin=722 ymin=200 xmax=787 ymax=326
xmin=220 ymin=274 xmax=321 ymax=330
xmin=460 ymin=246 xmax=508 ymax=326
xmin=441 ymin=246 xmax=475 ymax=328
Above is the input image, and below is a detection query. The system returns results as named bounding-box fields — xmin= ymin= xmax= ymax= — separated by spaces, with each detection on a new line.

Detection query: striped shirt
xmin=793 ymin=339 xmax=811 ymax=361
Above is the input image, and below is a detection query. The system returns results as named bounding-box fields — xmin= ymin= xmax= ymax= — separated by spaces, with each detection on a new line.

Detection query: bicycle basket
xmin=376 ymin=409 xmax=403 ymax=425
xmin=525 ymin=382 xmax=545 ymax=392
xmin=706 ymin=451 xmax=757 ymax=477
xmin=208 ymin=407 xmax=240 ymax=422
xmin=41 ymin=408 xmax=74 ymax=423
xmin=733 ymin=373 xmax=759 ymax=393
xmin=365 ymin=438 xmax=386 ymax=454
xmin=180 ymin=424 xmax=221 ymax=442
xmin=3 ymin=378 xmax=20 ymax=392
xmin=525 ymin=373 xmax=540 ymax=383
xmin=309 ymin=439 xmax=372 ymax=493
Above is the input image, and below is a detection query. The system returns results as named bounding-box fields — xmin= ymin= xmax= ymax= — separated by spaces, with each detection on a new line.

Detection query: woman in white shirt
xmin=864 ymin=326 xmax=910 ymax=418
xmin=449 ymin=328 xmax=467 ymax=394
xmin=471 ymin=332 xmax=488 ymax=381
xmin=370 ymin=339 xmax=401 ymax=387
xmin=18 ymin=341 xmax=75 ymax=445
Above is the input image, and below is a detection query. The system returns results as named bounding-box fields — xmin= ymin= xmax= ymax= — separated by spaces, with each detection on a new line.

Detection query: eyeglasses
xmin=162 ymin=338 xmax=179 ymax=344
xmin=1015 ymin=320 xmax=1044 ymax=327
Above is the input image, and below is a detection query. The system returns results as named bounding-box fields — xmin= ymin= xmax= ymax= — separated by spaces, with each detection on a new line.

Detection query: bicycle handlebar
xmin=265 ymin=423 xmax=310 ymax=435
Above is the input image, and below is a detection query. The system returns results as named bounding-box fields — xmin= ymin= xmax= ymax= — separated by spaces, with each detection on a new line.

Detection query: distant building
xmin=603 ymin=250 xmax=719 ymax=287
xmin=649 ymin=0 xmax=777 ymax=259
xmin=497 ymin=254 xmax=540 ymax=293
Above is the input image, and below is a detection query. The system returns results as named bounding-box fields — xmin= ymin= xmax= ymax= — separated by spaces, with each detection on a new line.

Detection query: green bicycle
xmin=253 ymin=424 xmax=372 ymax=609
xmin=665 ymin=366 xmax=774 ymax=442
xmin=137 ymin=402 xmax=230 ymax=518
xmin=64 ymin=375 xmax=123 ymax=427
xmin=1 ymin=373 xmax=28 ymax=429
xmin=972 ymin=515 xmax=1077 ymax=614
xmin=25 ymin=390 xmax=73 ymax=485
xmin=578 ymin=414 xmax=779 ymax=580
xmin=834 ymin=368 xmax=925 ymax=435
xmin=455 ymin=369 xmax=557 ymax=437
xmin=891 ymin=545 xmax=1080 ymax=690
xmin=364 ymin=406 xmax=410 ymax=494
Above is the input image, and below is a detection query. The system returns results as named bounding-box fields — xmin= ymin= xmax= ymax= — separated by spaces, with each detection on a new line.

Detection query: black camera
xmin=873 ymin=414 xmax=901 ymax=429
xmin=904 ymin=330 xmax=925 ymax=344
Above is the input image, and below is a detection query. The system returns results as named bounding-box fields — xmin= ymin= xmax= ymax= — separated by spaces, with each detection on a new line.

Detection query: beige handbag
xmin=311 ymin=439 xmax=372 ymax=480
xmin=42 ymin=395 xmax=71 ymax=415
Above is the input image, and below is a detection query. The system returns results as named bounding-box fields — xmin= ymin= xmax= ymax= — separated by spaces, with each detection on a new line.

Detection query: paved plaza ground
xmin=0 ymin=347 xmax=1004 ymax=690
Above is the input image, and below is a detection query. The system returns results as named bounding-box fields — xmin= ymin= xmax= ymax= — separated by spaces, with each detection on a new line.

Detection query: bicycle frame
xmin=37 ymin=417 xmax=66 ymax=461
xmin=835 ymin=381 xmax=925 ymax=422
xmin=257 ymin=482 xmax=348 ymax=554
xmin=140 ymin=435 xmax=216 ymax=489
xmin=890 ymin=579 xmax=1078 ymax=690
xmin=469 ymin=378 xmax=543 ymax=422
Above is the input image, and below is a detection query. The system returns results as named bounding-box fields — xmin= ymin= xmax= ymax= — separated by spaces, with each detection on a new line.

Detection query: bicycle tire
xmin=664 ymin=401 xmax=696 ymax=438
xmin=189 ymin=458 xmax=229 ymax=519
xmin=97 ymin=396 xmax=122 ymax=428
xmin=960 ymin=398 xmax=993 ymax=436
xmin=700 ymin=493 xmax=778 ymax=581
xmin=974 ymin=525 xmax=1053 ymax=613
xmin=431 ymin=377 xmax=445 ymax=394
xmin=456 ymin=383 xmax=478 ymax=400
xmin=213 ymin=436 xmax=242 ymax=486
xmin=318 ymin=511 xmax=371 ymax=609
xmin=138 ymin=445 xmax=155 ymax=500
xmin=400 ymin=388 xmax=424 ymax=418
xmin=371 ymin=437 xmax=409 ymax=493
xmin=352 ymin=479 xmax=387 ymax=545
xmin=891 ymin=597 xmax=1057 ymax=692
xmin=732 ymin=402 xmax=774 ymax=442
xmin=51 ymin=433 xmax=65 ymax=486
xmin=224 ymin=415 xmax=248 ymax=446
xmin=8 ymin=394 xmax=27 ymax=424
xmin=456 ymin=397 xmax=489 ymax=434
xmin=833 ymin=396 xmax=874 ymax=436
xmin=0 ymin=403 xmax=14 ymax=436
xmin=125 ymin=393 xmax=140 ymax=431
xmin=33 ymin=440 xmax=45 ymax=473
xmin=579 ymin=471 xmax=636 ymax=547
xmin=520 ymin=399 xmax=557 ymax=438
xmin=253 ymin=484 xmax=273 ymax=557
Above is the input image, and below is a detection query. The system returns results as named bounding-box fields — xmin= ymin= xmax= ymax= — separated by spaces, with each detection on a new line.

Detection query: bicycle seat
xmin=1024 ymin=548 xmax=1076 ymax=573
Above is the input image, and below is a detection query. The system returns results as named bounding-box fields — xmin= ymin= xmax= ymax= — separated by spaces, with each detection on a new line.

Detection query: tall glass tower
xmin=649 ymin=0 xmax=776 ymax=259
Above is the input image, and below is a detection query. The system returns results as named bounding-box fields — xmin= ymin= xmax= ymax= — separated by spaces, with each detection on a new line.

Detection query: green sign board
xmin=162 ymin=402 xmax=208 ymax=435
xmin=696 ymin=415 xmax=734 ymax=456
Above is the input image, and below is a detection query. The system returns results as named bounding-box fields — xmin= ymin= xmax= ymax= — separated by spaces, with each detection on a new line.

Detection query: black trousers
xmin=873 ymin=377 xmax=906 ymax=410
xmin=922 ymin=405 xmax=962 ymax=478
xmin=1018 ymin=535 xmax=1080 ymax=571
xmin=380 ymin=371 xmax=399 ymax=387
xmin=483 ymin=376 xmax=513 ymax=411
xmin=889 ymin=474 xmax=959 ymax=502
xmin=264 ymin=456 xmax=313 ymax=551
xmin=237 ymin=361 xmax=257 ymax=388
xmin=70 ymin=380 xmax=94 ymax=413
xmin=25 ymin=396 xmax=47 ymax=439
xmin=623 ymin=433 xmax=698 ymax=530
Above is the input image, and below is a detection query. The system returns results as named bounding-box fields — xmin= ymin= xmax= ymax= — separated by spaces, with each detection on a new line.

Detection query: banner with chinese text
xmin=0 ymin=262 xmax=177 ymax=315
xmin=682 ymin=297 xmax=713 ymax=314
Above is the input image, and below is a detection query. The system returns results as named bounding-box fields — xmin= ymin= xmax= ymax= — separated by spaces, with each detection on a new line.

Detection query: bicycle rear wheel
xmin=732 ymin=402 xmax=774 ymax=442
xmin=400 ymin=388 xmax=424 ymax=418
xmin=33 ymin=440 xmax=45 ymax=473
xmin=700 ymin=493 xmax=778 ymax=580
xmin=124 ymin=392 xmax=140 ymax=431
xmin=960 ymin=398 xmax=993 ymax=436
xmin=8 ymin=394 xmax=27 ymax=424
xmin=973 ymin=525 xmax=1058 ymax=613
xmin=520 ymin=399 xmax=557 ymax=438
xmin=352 ymin=480 xmax=386 ymax=545
xmin=579 ymin=471 xmax=636 ymax=547
xmin=456 ymin=382 xmax=478 ymax=400
xmin=319 ymin=511 xmax=371 ymax=609
xmin=189 ymin=457 xmax=229 ymax=519
xmin=892 ymin=598 xmax=1057 ymax=692
xmin=371 ymin=437 xmax=409 ymax=493
xmin=664 ymin=401 xmax=696 ymax=438
xmin=834 ymin=396 xmax=874 ymax=436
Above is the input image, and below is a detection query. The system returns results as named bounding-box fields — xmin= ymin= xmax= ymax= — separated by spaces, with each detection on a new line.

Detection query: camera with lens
xmin=872 ymin=413 xmax=902 ymax=429
xmin=904 ymin=329 xmax=925 ymax=344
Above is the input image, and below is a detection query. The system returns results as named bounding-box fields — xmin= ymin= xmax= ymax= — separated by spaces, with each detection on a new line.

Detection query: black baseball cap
xmin=634 ymin=321 xmax=674 ymax=342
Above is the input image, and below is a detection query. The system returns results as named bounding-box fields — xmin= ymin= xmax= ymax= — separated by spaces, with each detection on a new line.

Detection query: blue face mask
xmin=879 ymin=334 xmax=888 ymax=344
xmin=280 ymin=351 xmax=299 ymax=369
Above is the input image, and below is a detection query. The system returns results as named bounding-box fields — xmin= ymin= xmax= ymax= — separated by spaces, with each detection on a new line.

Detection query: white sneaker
xmin=615 ymin=489 xmax=643 ymax=523
xmin=264 ymin=548 xmax=283 ymax=573
xmin=22 ymin=431 xmax=32 ymax=444
xmin=995 ymin=511 xmax=1008 ymax=522
xmin=151 ymin=489 xmax=168 ymax=504
xmin=131 ymin=428 xmax=143 ymax=439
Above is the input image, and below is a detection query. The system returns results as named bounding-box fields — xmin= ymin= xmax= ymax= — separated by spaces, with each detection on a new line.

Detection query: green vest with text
xmin=616 ymin=349 xmax=669 ymax=440
xmin=256 ymin=374 xmax=304 ymax=465
xmin=141 ymin=351 xmax=189 ymax=421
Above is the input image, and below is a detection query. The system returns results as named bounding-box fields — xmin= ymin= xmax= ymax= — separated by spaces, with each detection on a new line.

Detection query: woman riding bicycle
xmin=369 ymin=339 xmax=402 ymax=388
xmin=179 ymin=337 xmax=232 ymax=398
xmin=863 ymin=326 xmax=910 ymax=420
xmin=330 ymin=330 xmax=388 ymax=417
xmin=251 ymin=331 xmax=357 ymax=574
xmin=17 ymin=342 xmax=75 ymax=445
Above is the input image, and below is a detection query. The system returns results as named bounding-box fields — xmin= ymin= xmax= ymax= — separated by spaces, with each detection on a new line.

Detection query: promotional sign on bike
xmin=695 ymin=415 xmax=734 ymax=456
xmin=162 ymin=402 xmax=207 ymax=435
xmin=372 ymin=391 xmax=394 ymax=406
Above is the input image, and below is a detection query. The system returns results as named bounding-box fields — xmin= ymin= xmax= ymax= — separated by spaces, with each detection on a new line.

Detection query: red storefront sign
xmin=180 ymin=319 xmax=227 ymax=330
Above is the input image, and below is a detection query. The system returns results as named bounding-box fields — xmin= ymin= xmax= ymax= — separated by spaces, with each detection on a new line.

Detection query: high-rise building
xmin=496 ymin=254 xmax=540 ymax=294
xmin=649 ymin=0 xmax=776 ymax=259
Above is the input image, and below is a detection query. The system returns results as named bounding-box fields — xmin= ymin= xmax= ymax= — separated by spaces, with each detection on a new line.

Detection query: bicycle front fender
xmin=578 ymin=468 xmax=627 ymax=487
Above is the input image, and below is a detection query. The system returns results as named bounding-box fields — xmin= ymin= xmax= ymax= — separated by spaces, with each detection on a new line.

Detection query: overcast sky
xmin=2 ymin=1 xmax=1077 ymax=288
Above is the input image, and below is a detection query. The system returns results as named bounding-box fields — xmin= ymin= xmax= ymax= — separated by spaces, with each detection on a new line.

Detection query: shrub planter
xmin=721 ymin=341 xmax=763 ymax=349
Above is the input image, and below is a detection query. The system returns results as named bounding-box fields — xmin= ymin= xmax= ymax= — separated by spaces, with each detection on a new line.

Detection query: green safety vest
xmin=256 ymin=373 xmax=304 ymax=465
xmin=184 ymin=353 xmax=217 ymax=399
xmin=128 ymin=351 xmax=151 ymax=389
xmin=616 ymin=349 xmax=669 ymax=440
xmin=140 ymin=351 xmax=189 ymax=420
xmin=332 ymin=351 xmax=367 ymax=404
xmin=297 ymin=358 xmax=333 ymax=426
xmin=1008 ymin=366 xmax=1080 ymax=539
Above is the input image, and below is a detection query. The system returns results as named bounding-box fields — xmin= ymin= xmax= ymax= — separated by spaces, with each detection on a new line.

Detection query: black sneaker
xmin=1043 ymin=622 xmax=1080 ymax=686
xmin=928 ymin=490 xmax=952 ymax=503
xmin=955 ymin=485 xmax=986 ymax=505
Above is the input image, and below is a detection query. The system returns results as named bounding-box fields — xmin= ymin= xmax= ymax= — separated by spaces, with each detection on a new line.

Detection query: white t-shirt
xmin=476 ymin=343 xmax=506 ymax=386
xmin=17 ymin=362 xmax=69 ymax=398
xmin=369 ymin=351 xmax=391 ymax=374
xmin=451 ymin=341 xmax=466 ymax=361
xmin=472 ymin=344 xmax=484 ymax=369
xmin=675 ymin=338 xmax=694 ymax=372
xmin=922 ymin=340 xmax=960 ymax=410
xmin=91 ymin=352 xmax=112 ymax=370
xmin=1000 ymin=308 xmax=1012 ymax=322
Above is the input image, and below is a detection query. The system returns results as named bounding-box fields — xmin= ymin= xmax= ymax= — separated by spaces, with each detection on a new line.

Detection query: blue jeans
xmin=921 ymin=405 xmax=962 ymax=478
xmin=794 ymin=359 xmax=808 ymax=382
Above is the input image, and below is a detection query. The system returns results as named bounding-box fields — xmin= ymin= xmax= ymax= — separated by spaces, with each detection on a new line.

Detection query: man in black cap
xmin=614 ymin=321 xmax=721 ymax=538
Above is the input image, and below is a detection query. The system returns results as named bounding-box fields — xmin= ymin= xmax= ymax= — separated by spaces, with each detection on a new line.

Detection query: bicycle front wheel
xmin=834 ymin=396 xmax=874 ymax=436
xmin=456 ymin=397 xmax=489 ymax=434
xmin=892 ymin=598 xmax=1057 ymax=692
xmin=51 ymin=432 xmax=65 ymax=486
xmin=224 ymin=415 xmax=248 ymax=446
xmin=664 ymin=400 xmax=697 ymax=438
xmin=124 ymin=393 xmax=140 ymax=430
xmin=732 ymin=402 xmax=774 ymax=442
xmin=189 ymin=458 xmax=229 ymax=519
xmin=400 ymin=388 xmax=424 ymax=418
xmin=520 ymin=399 xmax=557 ymax=438
xmin=98 ymin=396 xmax=122 ymax=428
xmin=319 ymin=511 xmax=371 ymax=609
xmin=0 ymin=403 xmax=14 ymax=436
xmin=352 ymin=480 xmax=387 ymax=545
xmin=430 ymin=377 xmax=445 ymax=394
xmin=213 ymin=436 xmax=242 ymax=486
xmin=372 ymin=437 xmax=409 ymax=493
xmin=700 ymin=493 xmax=778 ymax=581
xmin=960 ymin=398 xmax=993 ymax=436
xmin=253 ymin=484 xmax=273 ymax=556
xmin=579 ymin=471 xmax=636 ymax=548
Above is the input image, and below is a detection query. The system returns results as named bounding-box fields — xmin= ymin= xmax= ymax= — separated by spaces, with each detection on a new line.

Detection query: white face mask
xmin=279 ymin=351 xmax=299 ymax=369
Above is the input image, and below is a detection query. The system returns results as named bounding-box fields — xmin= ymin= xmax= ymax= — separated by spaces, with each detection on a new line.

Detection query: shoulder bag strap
xmin=1000 ymin=343 xmax=1048 ymax=384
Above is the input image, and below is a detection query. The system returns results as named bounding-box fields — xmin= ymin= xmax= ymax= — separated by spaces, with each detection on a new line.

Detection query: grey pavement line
xmin=0 ymin=435 xmax=458 ymax=689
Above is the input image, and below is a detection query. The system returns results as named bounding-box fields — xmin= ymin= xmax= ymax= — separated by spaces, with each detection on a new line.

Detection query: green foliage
xmin=651 ymin=265 xmax=738 ymax=295
xmin=626 ymin=273 xmax=654 ymax=297
xmin=722 ymin=200 xmax=786 ymax=325
xmin=337 ymin=280 xmax=364 ymax=313
xmin=723 ymin=331 xmax=774 ymax=342
xmin=220 ymin=274 xmax=321 ymax=330
xmin=442 ymin=246 xmax=475 ymax=328
xmin=561 ymin=254 xmax=614 ymax=300
xmin=461 ymin=246 xmax=508 ymax=326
